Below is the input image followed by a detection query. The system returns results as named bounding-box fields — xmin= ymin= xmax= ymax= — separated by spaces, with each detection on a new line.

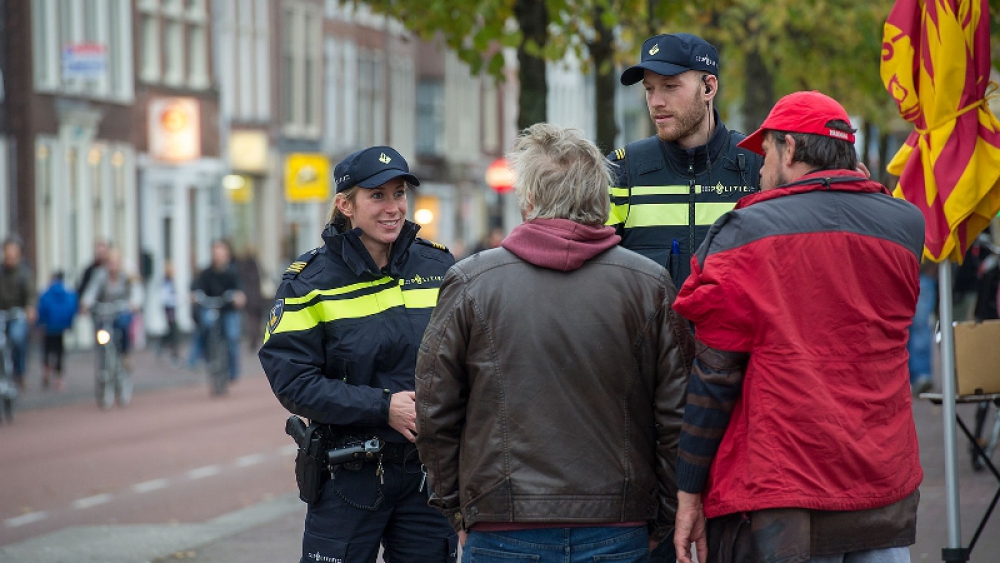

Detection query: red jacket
xmin=673 ymin=171 xmax=925 ymax=517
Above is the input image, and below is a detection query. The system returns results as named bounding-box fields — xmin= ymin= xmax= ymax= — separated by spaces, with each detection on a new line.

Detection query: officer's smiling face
xmin=346 ymin=178 xmax=408 ymax=250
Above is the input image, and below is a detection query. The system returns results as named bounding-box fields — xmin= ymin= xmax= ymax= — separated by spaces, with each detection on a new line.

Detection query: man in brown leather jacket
xmin=415 ymin=123 xmax=694 ymax=561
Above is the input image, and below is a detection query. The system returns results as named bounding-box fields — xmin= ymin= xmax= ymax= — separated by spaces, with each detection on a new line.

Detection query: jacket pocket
xmin=301 ymin=532 xmax=347 ymax=563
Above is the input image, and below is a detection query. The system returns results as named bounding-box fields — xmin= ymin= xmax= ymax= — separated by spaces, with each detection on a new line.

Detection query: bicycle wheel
xmin=96 ymin=348 xmax=115 ymax=410
xmin=208 ymin=335 xmax=228 ymax=396
xmin=2 ymin=396 xmax=11 ymax=423
xmin=116 ymin=370 xmax=133 ymax=407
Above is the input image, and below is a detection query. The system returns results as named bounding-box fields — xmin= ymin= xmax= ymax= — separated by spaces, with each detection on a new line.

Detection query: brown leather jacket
xmin=414 ymin=246 xmax=694 ymax=541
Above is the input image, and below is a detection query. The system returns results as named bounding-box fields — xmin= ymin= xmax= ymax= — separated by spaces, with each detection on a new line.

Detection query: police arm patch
xmin=267 ymin=299 xmax=284 ymax=335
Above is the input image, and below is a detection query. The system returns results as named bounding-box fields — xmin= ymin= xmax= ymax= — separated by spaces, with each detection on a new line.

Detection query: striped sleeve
xmin=675 ymin=341 xmax=749 ymax=493
xmin=606 ymin=148 xmax=629 ymax=231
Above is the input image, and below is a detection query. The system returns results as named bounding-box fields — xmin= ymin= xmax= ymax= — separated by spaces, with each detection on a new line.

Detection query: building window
xmin=33 ymin=0 xmax=133 ymax=101
xmin=138 ymin=0 xmax=211 ymax=89
xmin=357 ymin=50 xmax=384 ymax=147
xmin=281 ymin=4 xmax=322 ymax=138
xmin=416 ymin=79 xmax=444 ymax=156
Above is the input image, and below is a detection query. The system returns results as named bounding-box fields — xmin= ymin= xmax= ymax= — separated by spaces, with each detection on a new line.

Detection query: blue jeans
xmin=193 ymin=309 xmax=241 ymax=380
xmin=907 ymin=273 xmax=937 ymax=384
xmin=806 ymin=546 xmax=909 ymax=562
xmin=6 ymin=317 xmax=27 ymax=380
xmin=463 ymin=526 xmax=649 ymax=563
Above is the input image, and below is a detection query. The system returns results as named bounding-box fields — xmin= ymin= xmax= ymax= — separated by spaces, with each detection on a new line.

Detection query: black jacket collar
xmin=660 ymin=109 xmax=730 ymax=174
xmin=322 ymin=220 xmax=420 ymax=278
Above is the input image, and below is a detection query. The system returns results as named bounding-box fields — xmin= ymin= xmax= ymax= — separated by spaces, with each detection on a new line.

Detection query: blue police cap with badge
xmin=333 ymin=146 xmax=421 ymax=193
xmin=620 ymin=33 xmax=719 ymax=85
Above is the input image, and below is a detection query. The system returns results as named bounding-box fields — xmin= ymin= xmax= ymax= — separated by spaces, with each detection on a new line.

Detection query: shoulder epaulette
xmin=612 ymin=147 xmax=626 ymax=161
xmin=283 ymin=247 xmax=321 ymax=279
xmin=415 ymin=238 xmax=449 ymax=253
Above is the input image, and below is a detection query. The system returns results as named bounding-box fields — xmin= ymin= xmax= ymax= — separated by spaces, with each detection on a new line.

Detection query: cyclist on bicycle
xmin=190 ymin=240 xmax=245 ymax=382
xmin=81 ymin=247 xmax=143 ymax=371
xmin=0 ymin=237 xmax=36 ymax=391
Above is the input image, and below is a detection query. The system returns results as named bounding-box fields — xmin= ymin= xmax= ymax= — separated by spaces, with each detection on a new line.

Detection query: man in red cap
xmin=671 ymin=91 xmax=924 ymax=563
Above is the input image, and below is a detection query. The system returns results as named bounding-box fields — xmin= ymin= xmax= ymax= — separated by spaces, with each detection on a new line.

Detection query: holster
xmin=293 ymin=422 xmax=329 ymax=505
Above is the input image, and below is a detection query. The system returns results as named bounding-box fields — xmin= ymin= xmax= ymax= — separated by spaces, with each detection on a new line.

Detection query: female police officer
xmin=259 ymin=146 xmax=457 ymax=563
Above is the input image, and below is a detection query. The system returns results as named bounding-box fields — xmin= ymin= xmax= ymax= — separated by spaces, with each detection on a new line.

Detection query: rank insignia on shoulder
xmin=285 ymin=261 xmax=308 ymax=274
xmin=282 ymin=247 xmax=321 ymax=279
xmin=416 ymin=238 xmax=449 ymax=253
xmin=613 ymin=148 xmax=626 ymax=161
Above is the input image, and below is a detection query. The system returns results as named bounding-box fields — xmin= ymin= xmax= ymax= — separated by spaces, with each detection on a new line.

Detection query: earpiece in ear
xmin=702 ymin=75 xmax=711 ymax=95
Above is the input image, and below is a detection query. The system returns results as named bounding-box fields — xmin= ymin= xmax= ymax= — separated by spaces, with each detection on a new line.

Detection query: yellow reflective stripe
xmin=609 ymin=187 xmax=629 ymax=198
xmin=283 ymin=277 xmax=395 ymax=305
xmin=271 ymin=301 xmax=322 ymax=335
xmin=272 ymin=284 xmax=442 ymax=336
xmin=274 ymin=286 xmax=404 ymax=335
xmin=607 ymin=203 xmax=628 ymax=226
xmin=630 ymin=185 xmax=690 ymax=196
xmin=402 ymin=288 xmax=439 ymax=309
xmin=624 ymin=203 xmax=689 ymax=228
xmin=695 ymin=202 xmax=736 ymax=225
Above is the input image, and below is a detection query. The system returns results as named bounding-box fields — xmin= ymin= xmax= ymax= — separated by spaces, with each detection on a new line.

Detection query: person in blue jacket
xmin=37 ymin=271 xmax=77 ymax=391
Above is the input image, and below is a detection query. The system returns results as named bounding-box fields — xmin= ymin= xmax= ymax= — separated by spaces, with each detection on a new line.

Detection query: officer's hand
xmin=388 ymin=391 xmax=418 ymax=442
xmin=458 ymin=530 xmax=467 ymax=547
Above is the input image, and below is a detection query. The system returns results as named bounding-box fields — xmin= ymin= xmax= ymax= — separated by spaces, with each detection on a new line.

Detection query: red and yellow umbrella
xmin=880 ymin=0 xmax=1000 ymax=262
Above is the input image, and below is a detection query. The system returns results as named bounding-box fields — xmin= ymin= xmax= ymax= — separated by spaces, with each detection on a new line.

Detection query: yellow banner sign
xmin=285 ymin=153 xmax=330 ymax=202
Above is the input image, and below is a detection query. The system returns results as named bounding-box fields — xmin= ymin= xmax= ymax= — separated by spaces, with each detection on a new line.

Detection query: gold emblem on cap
xmin=379 ymin=153 xmax=392 ymax=164
xmin=649 ymin=43 xmax=660 ymax=56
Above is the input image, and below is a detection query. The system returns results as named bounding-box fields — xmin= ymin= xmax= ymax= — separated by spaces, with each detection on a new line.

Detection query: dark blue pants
xmin=302 ymin=458 xmax=457 ymax=563
xmin=648 ymin=536 xmax=677 ymax=562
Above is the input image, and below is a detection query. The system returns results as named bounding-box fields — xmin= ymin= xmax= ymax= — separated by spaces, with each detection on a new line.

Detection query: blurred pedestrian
xmin=416 ymin=124 xmax=694 ymax=561
xmin=76 ymin=240 xmax=108 ymax=304
xmin=235 ymin=247 xmax=263 ymax=350
xmin=190 ymin=240 xmax=244 ymax=381
xmin=36 ymin=271 xmax=77 ymax=391
xmin=81 ymin=247 xmax=144 ymax=373
xmin=610 ymin=33 xmax=762 ymax=290
xmin=0 ymin=237 xmax=36 ymax=390
xmin=157 ymin=260 xmax=181 ymax=366
xmin=470 ymin=227 xmax=504 ymax=254
xmin=259 ymin=145 xmax=457 ymax=562
xmin=672 ymin=92 xmax=923 ymax=563
xmin=909 ymin=260 xmax=938 ymax=395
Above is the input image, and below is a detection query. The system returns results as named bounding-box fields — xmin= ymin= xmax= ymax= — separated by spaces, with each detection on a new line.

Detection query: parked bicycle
xmin=0 ymin=307 xmax=24 ymax=423
xmin=92 ymin=300 xmax=133 ymax=410
xmin=193 ymin=290 xmax=237 ymax=397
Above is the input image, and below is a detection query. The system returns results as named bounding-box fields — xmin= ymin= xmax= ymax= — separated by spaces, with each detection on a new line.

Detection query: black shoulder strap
xmin=625 ymin=137 xmax=666 ymax=182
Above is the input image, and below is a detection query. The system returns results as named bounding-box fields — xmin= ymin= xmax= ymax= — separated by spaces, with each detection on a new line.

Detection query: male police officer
xmin=609 ymin=33 xmax=762 ymax=286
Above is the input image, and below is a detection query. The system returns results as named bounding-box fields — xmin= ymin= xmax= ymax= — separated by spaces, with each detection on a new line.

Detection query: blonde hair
xmin=507 ymin=123 xmax=611 ymax=226
xmin=327 ymin=186 xmax=362 ymax=231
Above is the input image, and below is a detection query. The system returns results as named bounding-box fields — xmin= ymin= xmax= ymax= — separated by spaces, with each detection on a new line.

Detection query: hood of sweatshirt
xmin=500 ymin=218 xmax=620 ymax=272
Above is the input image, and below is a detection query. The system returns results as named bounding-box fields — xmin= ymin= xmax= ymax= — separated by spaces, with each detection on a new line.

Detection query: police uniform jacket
xmin=607 ymin=115 xmax=762 ymax=285
xmin=259 ymin=220 xmax=455 ymax=445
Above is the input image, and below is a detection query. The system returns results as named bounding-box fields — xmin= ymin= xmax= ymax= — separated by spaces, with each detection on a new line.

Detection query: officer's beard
xmin=654 ymin=89 xmax=709 ymax=146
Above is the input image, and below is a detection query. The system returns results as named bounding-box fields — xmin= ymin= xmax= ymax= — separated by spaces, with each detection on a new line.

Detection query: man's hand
xmin=458 ymin=530 xmax=468 ymax=547
xmin=232 ymin=290 xmax=247 ymax=309
xmin=674 ymin=491 xmax=708 ymax=563
xmin=388 ymin=391 xmax=418 ymax=442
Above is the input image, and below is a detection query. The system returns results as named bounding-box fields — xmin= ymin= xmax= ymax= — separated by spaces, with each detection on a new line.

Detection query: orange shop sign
xmin=148 ymin=97 xmax=201 ymax=163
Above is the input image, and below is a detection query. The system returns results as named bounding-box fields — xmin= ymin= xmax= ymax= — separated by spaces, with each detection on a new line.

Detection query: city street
xmin=0 ymin=343 xmax=997 ymax=562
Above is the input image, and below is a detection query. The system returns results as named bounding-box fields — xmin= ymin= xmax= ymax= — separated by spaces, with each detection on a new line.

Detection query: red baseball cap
xmin=738 ymin=91 xmax=856 ymax=155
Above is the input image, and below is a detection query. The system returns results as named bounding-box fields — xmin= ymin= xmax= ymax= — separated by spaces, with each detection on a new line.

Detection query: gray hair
xmin=507 ymin=123 xmax=611 ymax=226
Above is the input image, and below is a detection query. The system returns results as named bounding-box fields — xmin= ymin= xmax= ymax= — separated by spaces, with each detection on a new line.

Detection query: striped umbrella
xmin=880 ymin=0 xmax=1000 ymax=262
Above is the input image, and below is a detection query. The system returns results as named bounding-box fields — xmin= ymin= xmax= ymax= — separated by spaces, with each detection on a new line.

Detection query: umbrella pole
xmin=938 ymin=260 xmax=966 ymax=562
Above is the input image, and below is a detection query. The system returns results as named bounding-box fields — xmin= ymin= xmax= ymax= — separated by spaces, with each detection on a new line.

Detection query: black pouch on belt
xmin=287 ymin=416 xmax=329 ymax=504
